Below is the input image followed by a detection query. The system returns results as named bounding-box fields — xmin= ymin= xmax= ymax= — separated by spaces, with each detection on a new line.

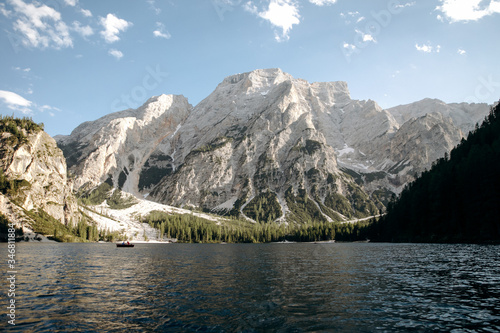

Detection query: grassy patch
xmin=78 ymin=182 xmax=137 ymax=209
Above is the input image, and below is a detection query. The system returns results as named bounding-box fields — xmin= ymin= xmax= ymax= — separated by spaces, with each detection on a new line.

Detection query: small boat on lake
xmin=116 ymin=242 xmax=134 ymax=247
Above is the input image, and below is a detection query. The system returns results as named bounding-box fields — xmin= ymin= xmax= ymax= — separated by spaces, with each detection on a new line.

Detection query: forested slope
xmin=371 ymin=102 xmax=500 ymax=243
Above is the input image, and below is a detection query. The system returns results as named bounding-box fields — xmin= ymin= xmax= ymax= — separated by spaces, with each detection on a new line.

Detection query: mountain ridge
xmin=55 ymin=68 xmax=491 ymax=224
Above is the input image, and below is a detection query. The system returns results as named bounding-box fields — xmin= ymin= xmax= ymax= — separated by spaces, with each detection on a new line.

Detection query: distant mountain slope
xmin=56 ymin=68 xmax=491 ymax=224
xmin=372 ymin=102 xmax=500 ymax=243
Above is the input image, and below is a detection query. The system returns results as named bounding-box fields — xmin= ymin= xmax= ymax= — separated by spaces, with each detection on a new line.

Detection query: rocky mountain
xmin=56 ymin=68 xmax=490 ymax=223
xmin=56 ymin=94 xmax=191 ymax=194
xmin=0 ymin=117 xmax=79 ymax=234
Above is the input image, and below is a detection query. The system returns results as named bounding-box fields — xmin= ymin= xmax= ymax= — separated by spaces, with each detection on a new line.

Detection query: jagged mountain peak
xmin=137 ymin=94 xmax=190 ymax=123
xmin=216 ymin=68 xmax=351 ymax=105
xmin=221 ymin=68 xmax=290 ymax=86
xmin=57 ymin=94 xmax=190 ymax=146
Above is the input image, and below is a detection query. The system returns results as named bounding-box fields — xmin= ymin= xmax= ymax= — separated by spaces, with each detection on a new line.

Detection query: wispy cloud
xmin=108 ymin=48 xmax=123 ymax=60
xmin=0 ymin=90 xmax=32 ymax=114
xmin=0 ymin=3 xmax=12 ymax=17
xmin=309 ymin=0 xmax=337 ymax=5
xmin=243 ymin=1 xmax=258 ymax=14
xmin=100 ymin=13 xmax=132 ymax=43
xmin=63 ymin=0 xmax=78 ymax=6
xmin=340 ymin=11 xmax=361 ymax=25
xmin=436 ymin=0 xmax=500 ymax=22
xmin=13 ymin=66 xmax=31 ymax=72
xmin=153 ymin=22 xmax=171 ymax=39
xmin=72 ymin=21 xmax=93 ymax=38
xmin=395 ymin=2 xmax=416 ymax=9
xmin=80 ymin=8 xmax=92 ymax=17
xmin=5 ymin=0 xmax=73 ymax=49
xmin=39 ymin=104 xmax=60 ymax=116
xmin=147 ymin=0 xmax=161 ymax=15
xmin=457 ymin=48 xmax=466 ymax=55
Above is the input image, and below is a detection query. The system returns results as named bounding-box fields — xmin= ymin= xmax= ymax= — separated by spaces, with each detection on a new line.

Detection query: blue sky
xmin=0 ymin=0 xmax=499 ymax=136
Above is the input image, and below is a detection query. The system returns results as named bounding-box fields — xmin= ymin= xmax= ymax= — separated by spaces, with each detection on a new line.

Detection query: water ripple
xmin=1 ymin=242 xmax=499 ymax=332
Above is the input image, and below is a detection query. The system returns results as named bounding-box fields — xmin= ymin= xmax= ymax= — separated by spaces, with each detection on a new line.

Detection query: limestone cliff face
xmin=58 ymin=68 xmax=491 ymax=222
xmin=56 ymin=94 xmax=191 ymax=195
xmin=0 ymin=129 xmax=78 ymax=225
xmin=149 ymin=69 xmax=379 ymax=219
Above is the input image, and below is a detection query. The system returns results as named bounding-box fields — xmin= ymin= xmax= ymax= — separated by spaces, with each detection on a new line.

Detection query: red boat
xmin=116 ymin=242 xmax=134 ymax=247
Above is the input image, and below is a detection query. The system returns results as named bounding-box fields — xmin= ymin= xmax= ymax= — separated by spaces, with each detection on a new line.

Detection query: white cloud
xmin=39 ymin=104 xmax=60 ymax=117
xmin=355 ymin=29 xmax=376 ymax=43
xmin=64 ymin=0 xmax=78 ymax=6
xmin=415 ymin=43 xmax=433 ymax=53
xmin=39 ymin=104 xmax=60 ymax=111
xmin=457 ymin=48 xmax=467 ymax=55
xmin=258 ymin=0 xmax=300 ymax=42
xmin=153 ymin=30 xmax=170 ymax=39
xmin=80 ymin=8 xmax=92 ymax=17
xmin=72 ymin=21 xmax=93 ymax=37
xmin=341 ymin=11 xmax=360 ymax=17
xmin=100 ymin=13 xmax=132 ymax=43
xmin=153 ymin=22 xmax=171 ymax=39
xmin=395 ymin=2 xmax=416 ymax=9
xmin=7 ymin=0 xmax=73 ymax=49
xmin=0 ymin=90 xmax=32 ymax=114
xmin=108 ymin=49 xmax=123 ymax=59
xmin=415 ymin=43 xmax=441 ymax=53
xmin=343 ymin=42 xmax=356 ymax=50
xmin=436 ymin=0 xmax=500 ymax=22
xmin=309 ymin=0 xmax=337 ymax=5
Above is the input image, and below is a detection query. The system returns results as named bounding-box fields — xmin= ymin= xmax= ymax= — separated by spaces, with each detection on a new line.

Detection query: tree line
xmin=0 ymin=115 xmax=43 ymax=146
xmin=143 ymin=210 xmax=372 ymax=243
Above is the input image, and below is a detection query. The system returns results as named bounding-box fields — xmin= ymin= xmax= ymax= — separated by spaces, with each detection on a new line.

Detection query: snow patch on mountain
xmin=84 ymin=194 xmax=225 ymax=241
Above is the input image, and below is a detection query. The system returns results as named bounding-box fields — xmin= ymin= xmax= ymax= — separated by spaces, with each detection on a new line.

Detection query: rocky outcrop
xmin=0 ymin=129 xmax=78 ymax=226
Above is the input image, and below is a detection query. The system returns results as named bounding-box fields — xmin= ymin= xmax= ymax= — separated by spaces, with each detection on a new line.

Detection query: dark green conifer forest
xmin=370 ymin=101 xmax=500 ymax=243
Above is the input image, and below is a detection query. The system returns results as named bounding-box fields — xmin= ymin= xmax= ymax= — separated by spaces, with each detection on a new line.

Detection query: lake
xmin=2 ymin=242 xmax=500 ymax=332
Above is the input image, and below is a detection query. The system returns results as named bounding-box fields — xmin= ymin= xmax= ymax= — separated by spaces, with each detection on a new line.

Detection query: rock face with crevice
xmin=56 ymin=94 xmax=191 ymax=196
xmin=0 ymin=128 xmax=78 ymax=226
xmin=57 ymin=68 xmax=490 ymax=223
